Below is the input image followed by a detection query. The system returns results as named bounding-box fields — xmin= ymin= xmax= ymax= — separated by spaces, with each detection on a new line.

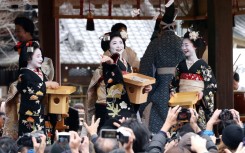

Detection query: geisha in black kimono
xmin=86 ymin=32 xmax=152 ymax=129
xmin=17 ymin=41 xmax=59 ymax=137
xmin=170 ymin=31 xmax=217 ymax=129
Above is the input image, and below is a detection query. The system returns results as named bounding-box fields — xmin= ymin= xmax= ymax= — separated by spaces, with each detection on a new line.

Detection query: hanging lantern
xmin=86 ymin=0 xmax=95 ymax=31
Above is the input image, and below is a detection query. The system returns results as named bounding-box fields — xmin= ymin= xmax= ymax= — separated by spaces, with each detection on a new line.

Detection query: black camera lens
xmin=177 ymin=108 xmax=191 ymax=121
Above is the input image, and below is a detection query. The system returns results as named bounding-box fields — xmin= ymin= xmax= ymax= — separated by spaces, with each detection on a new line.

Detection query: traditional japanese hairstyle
xmin=14 ymin=16 xmax=35 ymax=36
xmin=18 ymin=41 xmax=42 ymax=68
xmin=183 ymin=31 xmax=206 ymax=53
xmin=100 ymin=31 xmax=126 ymax=52
xmin=111 ymin=23 xmax=128 ymax=40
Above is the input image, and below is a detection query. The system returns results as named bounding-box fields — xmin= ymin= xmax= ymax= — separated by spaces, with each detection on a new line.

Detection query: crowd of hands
xmin=22 ymin=106 xmax=245 ymax=153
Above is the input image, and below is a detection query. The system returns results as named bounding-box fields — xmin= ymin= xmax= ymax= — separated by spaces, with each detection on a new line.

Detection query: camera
xmin=218 ymin=109 xmax=234 ymax=129
xmin=100 ymin=127 xmax=131 ymax=144
xmin=57 ymin=132 xmax=70 ymax=143
xmin=219 ymin=109 xmax=233 ymax=121
xmin=177 ymin=108 xmax=191 ymax=121
xmin=17 ymin=131 xmax=42 ymax=147
xmin=100 ymin=129 xmax=118 ymax=139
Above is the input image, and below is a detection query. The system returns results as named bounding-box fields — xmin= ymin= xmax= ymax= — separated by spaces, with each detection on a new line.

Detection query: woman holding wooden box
xmin=16 ymin=41 xmax=59 ymax=138
xmin=170 ymin=31 xmax=217 ymax=128
xmin=86 ymin=31 xmax=151 ymax=129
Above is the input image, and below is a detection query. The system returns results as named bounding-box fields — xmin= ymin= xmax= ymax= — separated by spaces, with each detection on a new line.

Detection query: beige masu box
xmin=169 ymin=92 xmax=198 ymax=108
xmin=123 ymin=73 xmax=156 ymax=104
xmin=46 ymin=86 xmax=76 ymax=114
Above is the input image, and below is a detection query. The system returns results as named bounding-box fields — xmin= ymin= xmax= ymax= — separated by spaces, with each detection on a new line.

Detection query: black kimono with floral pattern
xmin=102 ymin=58 xmax=135 ymax=122
xmin=17 ymin=68 xmax=47 ymax=136
xmin=170 ymin=59 xmax=217 ymax=128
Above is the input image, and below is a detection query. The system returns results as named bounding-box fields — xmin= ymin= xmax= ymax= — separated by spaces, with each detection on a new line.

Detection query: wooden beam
xmin=55 ymin=14 xmax=208 ymax=20
xmin=208 ymin=0 xmax=233 ymax=109
xmin=38 ymin=0 xmax=60 ymax=83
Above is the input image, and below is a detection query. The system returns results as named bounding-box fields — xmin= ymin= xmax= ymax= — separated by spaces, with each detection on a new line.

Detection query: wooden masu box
xmin=46 ymin=86 xmax=76 ymax=114
xmin=123 ymin=73 xmax=156 ymax=104
xmin=169 ymin=92 xmax=198 ymax=108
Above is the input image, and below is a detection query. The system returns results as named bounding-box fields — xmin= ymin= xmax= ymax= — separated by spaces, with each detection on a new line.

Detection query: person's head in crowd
xmin=218 ymin=109 xmax=237 ymax=132
xmin=182 ymin=31 xmax=206 ymax=58
xmin=17 ymin=145 xmax=28 ymax=153
xmin=178 ymin=123 xmax=195 ymax=137
xmin=111 ymin=23 xmax=127 ymax=32
xmin=233 ymin=72 xmax=240 ymax=90
xmin=165 ymin=145 xmax=191 ymax=153
xmin=111 ymin=23 xmax=128 ymax=40
xmin=120 ymin=118 xmax=151 ymax=152
xmin=94 ymin=137 xmax=119 ymax=153
xmin=50 ymin=141 xmax=70 ymax=153
xmin=14 ymin=16 xmax=34 ymax=42
xmin=18 ymin=41 xmax=43 ymax=68
xmin=73 ymin=103 xmax=85 ymax=113
xmin=0 ymin=136 xmax=18 ymax=153
xmin=109 ymin=148 xmax=126 ymax=153
xmin=178 ymin=132 xmax=197 ymax=152
xmin=219 ymin=124 xmax=244 ymax=152
xmin=101 ymin=31 xmax=126 ymax=56
xmin=0 ymin=112 xmax=5 ymax=129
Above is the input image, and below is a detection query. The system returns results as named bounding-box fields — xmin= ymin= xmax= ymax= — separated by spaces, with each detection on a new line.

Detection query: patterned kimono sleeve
xmin=17 ymin=73 xmax=44 ymax=101
xmin=170 ymin=64 xmax=181 ymax=93
xmin=139 ymin=42 xmax=156 ymax=77
xmin=201 ymin=64 xmax=217 ymax=116
xmin=17 ymin=73 xmax=29 ymax=94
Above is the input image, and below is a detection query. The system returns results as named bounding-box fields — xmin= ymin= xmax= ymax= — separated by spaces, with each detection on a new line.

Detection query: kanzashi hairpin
xmin=27 ymin=46 xmax=34 ymax=53
xmin=189 ymin=31 xmax=199 ymax=41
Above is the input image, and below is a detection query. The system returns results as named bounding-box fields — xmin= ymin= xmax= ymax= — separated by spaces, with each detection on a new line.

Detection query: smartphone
xmin=100 ymin=129 xmax=118 ymax=139
xmin=57 ymin=132 xmax=70 ymax=143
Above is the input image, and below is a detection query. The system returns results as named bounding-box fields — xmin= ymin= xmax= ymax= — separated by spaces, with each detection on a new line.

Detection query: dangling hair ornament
xmin=189 ymin=31 xmax=199 ymax=41
xmin=99 ymin=34 xmax=110 ymax=41
xmin=27 ymin=47 xmax=34 ymax=53
xmin=26 ymin=41 xmax=39 ymax=52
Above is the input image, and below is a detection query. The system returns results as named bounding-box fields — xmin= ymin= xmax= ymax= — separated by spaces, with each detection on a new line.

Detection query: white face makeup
xmin=181 ymin=38 xmax=196 ymax=57
xmin=28 ymin=48 xmax=43 ymax=69
xmin=109 ymin=36 xmax=124 ymax=55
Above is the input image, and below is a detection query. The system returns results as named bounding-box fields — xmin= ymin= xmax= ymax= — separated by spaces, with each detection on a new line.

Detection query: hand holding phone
xmin=57 ymin=132 xmax=70 ymax=143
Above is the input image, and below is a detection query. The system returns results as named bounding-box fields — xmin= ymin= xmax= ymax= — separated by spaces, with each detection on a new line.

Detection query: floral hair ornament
xmin=189 ymin=31 xmax=199 ymax=41
xmin=99 ymin=33 xmax=110 ymax=41
xmin=120 ymin=30 xmax=128 ymax=39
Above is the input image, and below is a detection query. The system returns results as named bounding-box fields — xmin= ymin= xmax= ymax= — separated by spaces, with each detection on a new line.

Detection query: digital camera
xmin=17 ymin=131 xmax=42 ymax=147
xmin=219 ymin=109 xmax=233 ymax=121
xmin=100 ymin=127 xmax=131 ymax=144
xmin=57 ymin=132 xmax=70 ymax=143
xmin=218 ymin=109 xmax=234 ymax=129
xmin=177 ymin=108 xmax=191 ymax=121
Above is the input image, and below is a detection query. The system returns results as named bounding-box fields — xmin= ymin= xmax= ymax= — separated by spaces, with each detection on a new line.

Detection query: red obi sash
xmin=180 ymin=73 xmax=203 ymax=81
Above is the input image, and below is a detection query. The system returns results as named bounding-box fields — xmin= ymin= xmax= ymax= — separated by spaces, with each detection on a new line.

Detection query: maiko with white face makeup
xmin=27 ymin=48 xmax=43 ymax=69
xmin=181 ymin=38 xmax=197 ymax=58
xmin=170 ymin=31 xmax=217 ymax=130
xmin=109 ymin=36 xmax=125 ymax=56
xmin=17 ymin=41 xmax=59 ymax=138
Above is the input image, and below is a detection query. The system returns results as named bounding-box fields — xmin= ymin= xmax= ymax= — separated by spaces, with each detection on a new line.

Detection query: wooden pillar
xmin=208 ymin=0 xmax=233 ymax=109
xmin=38 ymin=0 xmax=60 ymax=83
